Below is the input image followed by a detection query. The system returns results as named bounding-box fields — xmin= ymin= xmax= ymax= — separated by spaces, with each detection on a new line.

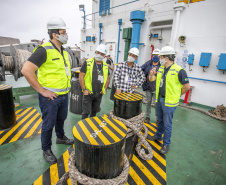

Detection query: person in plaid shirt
xmin=114 ymin=48 xmax=145 ymax=94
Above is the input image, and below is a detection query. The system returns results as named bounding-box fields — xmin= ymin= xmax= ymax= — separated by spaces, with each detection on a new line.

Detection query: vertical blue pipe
xmin=130 ymin=11 xmax=145 ymax=63
xmin=99 ymin=23 xmax=103 ymax=44
xmin=83 ymin=9 xmax=86 ymax=29
xmin=116 ymin=19 xmax=122 ymax=64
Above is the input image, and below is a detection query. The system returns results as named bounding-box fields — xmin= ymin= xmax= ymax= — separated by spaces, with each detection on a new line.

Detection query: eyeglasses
xmin=96 ymin=51 xmax=105 ymax=57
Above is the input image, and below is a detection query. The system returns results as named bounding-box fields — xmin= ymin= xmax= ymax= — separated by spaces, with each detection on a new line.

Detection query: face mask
xmin=152 ymin=56 xmax=159 ymax=62
xmin=127 ymin=56 xmax=136 ymax=63
xmin=57 ymin=33 xmax=68 ymax=44
xmin=95 ymin=54 xmax=104 ymax=61
xmin=160 ymin=58 xmax=167 ymax=66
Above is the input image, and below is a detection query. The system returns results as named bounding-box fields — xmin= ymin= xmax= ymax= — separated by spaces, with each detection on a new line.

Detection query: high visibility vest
xmin=84 ymin=57 xmax=108 ymax=94
xmin=156 ymin=63 xmax=183 ymax=107
xmin=36 ymin=42 xmax=71 ymax=95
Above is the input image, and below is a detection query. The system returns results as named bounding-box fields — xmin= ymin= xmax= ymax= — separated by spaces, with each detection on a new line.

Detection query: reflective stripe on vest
xmin=156 ymin=63 xmax=183 ymax=107
xmin=43 ymin=86 xmax=71 ymax=92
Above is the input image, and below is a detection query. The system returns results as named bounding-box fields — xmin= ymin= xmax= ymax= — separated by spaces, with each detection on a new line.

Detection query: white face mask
xmin=127 ymin=56 xmax=136 ymax=63
xmin=160 ymin=58 xmax=167 ymax=66
xmin=57 ymin=33 xmax=68 ymax=44
xmin=95 ymin=54 xmax=104 ymax=61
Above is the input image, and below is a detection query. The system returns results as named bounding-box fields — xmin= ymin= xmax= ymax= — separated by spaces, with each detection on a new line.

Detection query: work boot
xmin=43 ymin=149 xmax=57 ymax=164
xmin=160 ymin=145 xmax=170 ymax=154
xmin=144 ymin=117 xmax=150 ymax=123
xmin=147 ymin=135 xmax=163 ymax=141
xmin=56 ymin=135 xmax=74 ymax=145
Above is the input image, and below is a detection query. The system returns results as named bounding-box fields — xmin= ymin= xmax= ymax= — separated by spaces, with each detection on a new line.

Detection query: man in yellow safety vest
xmin=148 ymin=46 xmax=190 ymax=154
xmin=22 ymin=17 xmax=73 ymax=164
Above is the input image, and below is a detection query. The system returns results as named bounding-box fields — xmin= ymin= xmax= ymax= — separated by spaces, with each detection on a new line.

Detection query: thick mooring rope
xmin=134 ymin=89 xmax=226 ymax=122
xmin=1 ymin=46 xmax=32 ymax=77
xmin=109 ymin=110 xmax=153 ymax=161
xmin=55 ymin=151 xmax=130 ymax=185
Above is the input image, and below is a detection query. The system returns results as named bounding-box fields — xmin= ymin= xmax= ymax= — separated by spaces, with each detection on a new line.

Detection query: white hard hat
xmin=95 ymin=44 xmax=107 ymax=55
xmin=47 ymin=17 xmax=67 ymax=30
xmin=159 ymin=46 xmax=175 ymax=56
xmin=152 ymin=48 xmax=160 ymax=55
xmin=129 ymin=47 xmax=139 ymax=57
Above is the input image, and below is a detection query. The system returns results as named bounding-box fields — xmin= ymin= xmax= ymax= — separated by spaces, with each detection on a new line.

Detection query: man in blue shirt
xmin=141 ymin=49 xmax=161 ymax=124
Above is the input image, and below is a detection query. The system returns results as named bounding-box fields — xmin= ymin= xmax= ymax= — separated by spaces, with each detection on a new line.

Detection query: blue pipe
xmin=85 ymin=0 xmax=139 ymax=17
xmin=188 ymin=77 xmax=226 ymax=84
xmin=116 ymin=19 xmax=122 ymax=64
xmin=130 ymin=10 xmax=145 ymax=63
xmin=99 ymin=23 xmax=103 ymax=44
xmin=82 ymin=9 xmax=86 ymax=29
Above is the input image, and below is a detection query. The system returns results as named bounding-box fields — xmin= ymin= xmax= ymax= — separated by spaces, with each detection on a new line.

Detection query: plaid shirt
xmin=114 ymin=61 xmax=145 ymax=93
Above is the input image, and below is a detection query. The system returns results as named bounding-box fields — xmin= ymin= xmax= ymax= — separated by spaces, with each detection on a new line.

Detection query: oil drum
xmin=0 ymin=84 xmax=16 ymax=129
xmin=73 ymin=116 xmax=127 ymax=182
xmin=114 ymin=92 xmax=143 ymax=119
xmin=69 ymin=68 xmax=83 ymax=115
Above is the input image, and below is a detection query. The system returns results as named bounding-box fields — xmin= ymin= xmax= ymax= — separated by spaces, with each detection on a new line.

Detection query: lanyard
xmin=95 ymin=61 xmax=103 ymax=74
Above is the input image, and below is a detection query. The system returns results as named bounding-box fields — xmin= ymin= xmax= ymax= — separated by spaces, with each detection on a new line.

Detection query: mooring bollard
xmin=73 ymin=116 xmax=127 ymax=184
xmin=0 ymin=84 xmax=16 ymax=129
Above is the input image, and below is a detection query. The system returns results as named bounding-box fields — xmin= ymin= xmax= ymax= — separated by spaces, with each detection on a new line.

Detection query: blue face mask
xmin=152 ymin=55 xmax=159 ymax=62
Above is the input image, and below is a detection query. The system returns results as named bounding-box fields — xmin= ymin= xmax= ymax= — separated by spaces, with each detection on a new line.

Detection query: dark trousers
xmin=82 ymin=93 xmax=103 ymax=119
xmin=38 ymin=93 xmax=68 ymax=151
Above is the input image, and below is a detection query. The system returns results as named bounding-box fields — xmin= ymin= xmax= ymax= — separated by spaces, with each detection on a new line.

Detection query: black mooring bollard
xmin=73 ymin=116 xmax=127 ymax=184
xmin=69 ymin=68 xmax=83 ymax=115
xmin=113 ymin=92 xmax=143 ymax=119
xmin=113 ymin=92 xmax=143 ymax=162
xmin=0 ymin=84 xmax=16 ymax=129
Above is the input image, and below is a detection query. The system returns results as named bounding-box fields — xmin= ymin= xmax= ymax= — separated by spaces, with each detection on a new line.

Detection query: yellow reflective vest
xmin=36 ymin=42 xmax=71 ymax=95
xmin=156 ymin=63 xmax=183 ymax=107
xmin=84 ymin=57 xmax=108 ymax=94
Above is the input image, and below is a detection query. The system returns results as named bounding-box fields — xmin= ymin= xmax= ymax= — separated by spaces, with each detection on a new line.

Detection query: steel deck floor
xmin=0 ymin=76 xmax=226 ymax=185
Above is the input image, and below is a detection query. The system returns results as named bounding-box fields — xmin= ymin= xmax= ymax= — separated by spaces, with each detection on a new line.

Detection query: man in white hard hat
xmin=22 ymin=17 xmax=73 ymax=165
xmin=148 ymin=46 xmax=190 ymax=154
xmin=79 ymin=44 xmax=110 ymax=119
xmin=114 ymin=47 xmax=145 ymax=94
xmin=141 ymin=48 xmax=161 ymax=124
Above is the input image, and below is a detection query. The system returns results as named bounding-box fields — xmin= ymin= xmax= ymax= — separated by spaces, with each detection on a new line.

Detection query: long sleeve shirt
xmin=114 ymin=61 xmax=145 ymax=93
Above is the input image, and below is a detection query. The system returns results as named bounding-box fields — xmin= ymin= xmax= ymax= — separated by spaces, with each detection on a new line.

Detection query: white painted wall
xmin=174 ymin=0 xmax=226 ymax=107
xmin=80 ymin=0 xmax=226 ymax=107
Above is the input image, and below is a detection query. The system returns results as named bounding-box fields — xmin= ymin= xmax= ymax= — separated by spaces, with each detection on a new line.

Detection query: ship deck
xmin=0 ymin=75 xmax=226 ymax=185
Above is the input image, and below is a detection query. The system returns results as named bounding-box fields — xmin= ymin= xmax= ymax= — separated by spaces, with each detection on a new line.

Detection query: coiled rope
xmin=109 ymin=110 xmax=153 ymax=160
xmin=55 ymin=151 xmax=130 ymax=185
xmin=0 ymin=46 xmax=32 ymax=77
xmin=134 ymin=89 xmax=226 ymax=122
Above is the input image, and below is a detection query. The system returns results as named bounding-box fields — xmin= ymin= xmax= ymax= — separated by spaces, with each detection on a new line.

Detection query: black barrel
xmin=0 ymin=84 xmax=16 ymax=129
xmin=69 ymin=68 xmax=83 ymax=115
xmin=114 ymin=92 xmax=143 ymax=119
xmin=73 ymin=116 xmax=127 ymax=182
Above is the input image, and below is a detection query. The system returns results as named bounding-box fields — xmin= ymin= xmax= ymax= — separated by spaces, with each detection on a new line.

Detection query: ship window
xmin=99 ymin=0 xmax=110 ymax=16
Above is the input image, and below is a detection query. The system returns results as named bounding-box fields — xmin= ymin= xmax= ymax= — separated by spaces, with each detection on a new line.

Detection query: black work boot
xmin=144 ymin=117 xmax=150 ymax=123
xmin=43 ymin=149 xmax=57 ymax=164
xmin=147 ymin=135 xmax=163 ymax=141
xmin=56 ymin=135 xmax=74 ymax=145
xmin=160 ymin=145 xmax=170 ymax=154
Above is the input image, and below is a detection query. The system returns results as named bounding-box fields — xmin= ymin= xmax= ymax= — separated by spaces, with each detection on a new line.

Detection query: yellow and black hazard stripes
xmin=127 ymin=122 xmax=166 ymax=185
xmin=73 ymin=116 xmax=127 ymax=146
xmin=33 ymin=122 xmax=166 ymax=185
xmin=0 ymin=107 xmax=42 ymax=146
xmin=0 ymin=84 xmax=12 ymax=90
xmin=33 ymin=146 xmax=74 ymax=185
xmin=114 ymin=92 xmax=143 ymax=101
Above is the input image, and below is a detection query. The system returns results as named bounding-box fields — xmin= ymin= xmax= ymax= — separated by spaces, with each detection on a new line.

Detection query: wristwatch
xmin=82 ymin=89 xmax=87 ymax=92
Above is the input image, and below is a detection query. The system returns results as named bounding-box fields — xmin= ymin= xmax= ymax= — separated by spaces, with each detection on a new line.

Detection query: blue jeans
xmin=155 ymin=97 xmax=177 ymax=146
xmin=38 ymin=93 xmax=68 ymax=151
